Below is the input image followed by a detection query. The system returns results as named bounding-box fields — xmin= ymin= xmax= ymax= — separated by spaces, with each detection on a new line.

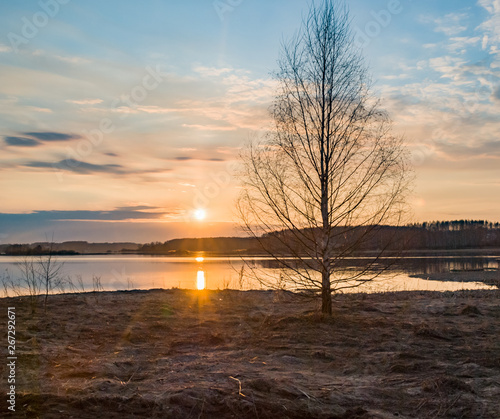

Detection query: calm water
xmin=0 ymin=254 xmax=498 ymax=296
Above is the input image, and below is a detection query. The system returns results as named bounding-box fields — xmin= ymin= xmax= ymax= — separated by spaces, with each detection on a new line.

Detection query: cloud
xmin=23 ymin=132 xmax=81 ymax=142
xmin=26 ymin=159 xmax=124 ymax=175
xmin=194 ymin=66 xmax=234 ymax=77
xmin=171 ymin=156 xmax=226 ymax=162
xmin=34 ymin=208 xmax=167 ymax=221
xmin=492 ymin=85 xmax=500 ymax=101
xmin=53 ymin=55 xmax=90 ymax=64
xmin=0 ymin=44 xmax=12 ymax=53
xmin=66 ymin=99 xmax=103 ymax=105
xmin=482 ymin=35 xmax=489 ymax=50
xmin=479 ymin=0 xmax=499 ymax=14
xmin=4 ymin=136 xmax=40 ymax=147
xmin=114 ymin=205 xmax=161 ymax=212
xmin=110 ymin=105 xmax=177 ymax=115
xmin=3 ymin=131 xmax=82 ymax=147
xmin=478 ymin=0 xmax=500 ymax=51
xmin=380 ymin=74 xmax=410 ymax=81
xmin=447 ymin=36 xmax=481 ymax=53
xmin=0 ymin=214 xmax=239 ymax=243
xmin=32 ymin=49 xmax=91 ymax=65
xmin=419 ymin=12 xmax=468 ymax=36
xmin=428 ymin=56 xmax=467 ymax=79
xmin=27 ymin=107 xmax=53 ymax=113
xmin=21 ymin=158 xmax=171 ymax=177
xmin=0 ymin=206 xmax=173 ymax=235
xmin=379 ymin=50 xmax=500 ymax=168
xmin=433 ymin=139 xmax=500 ymax=159
xmin=182 ymin=123 xmax=237 ymax=131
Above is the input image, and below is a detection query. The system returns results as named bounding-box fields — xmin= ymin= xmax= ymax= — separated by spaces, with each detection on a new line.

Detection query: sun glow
xmin=196 ymin=269 xmax=206 ymax=290
xmin=196 ymin=256 xmax=204 ymax=262
xmin=194 ymin=209 xmax=206 ymax=220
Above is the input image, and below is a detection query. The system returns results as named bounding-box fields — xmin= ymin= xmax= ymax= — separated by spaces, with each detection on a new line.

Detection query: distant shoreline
xmin=2 ymin=247 xmax=500 ymax=257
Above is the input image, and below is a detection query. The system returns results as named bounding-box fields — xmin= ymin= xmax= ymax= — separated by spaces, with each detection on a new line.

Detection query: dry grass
xmin=1 ymin=289 xmax=499 ymax=418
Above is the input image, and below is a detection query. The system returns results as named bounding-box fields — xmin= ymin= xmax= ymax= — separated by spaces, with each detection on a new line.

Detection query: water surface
xmin=0 ymin=254 xmax=498 ymax=296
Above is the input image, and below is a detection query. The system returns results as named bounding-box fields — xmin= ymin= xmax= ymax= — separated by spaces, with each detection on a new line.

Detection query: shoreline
xmin=2 ymin=247 xmax=500 ymax=257
xmin=1 ymin=286 xmax=500 ymax=300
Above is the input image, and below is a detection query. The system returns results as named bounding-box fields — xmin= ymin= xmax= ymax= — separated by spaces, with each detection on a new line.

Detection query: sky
xmin=0 ymin=0 xmax=499 ymax=243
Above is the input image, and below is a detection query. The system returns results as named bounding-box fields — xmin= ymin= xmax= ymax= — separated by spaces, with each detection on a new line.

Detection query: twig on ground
xmin=229 ymin=376 xmax=246 ymax=397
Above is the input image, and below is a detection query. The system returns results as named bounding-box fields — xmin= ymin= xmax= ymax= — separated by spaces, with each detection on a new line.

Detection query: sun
xmin=194 ymin=209 xmax=206 ymax=221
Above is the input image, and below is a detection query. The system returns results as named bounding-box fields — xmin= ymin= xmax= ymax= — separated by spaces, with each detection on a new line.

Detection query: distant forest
xmin=1 ymin=220 xmax=499 ymax=256
xmin=0 ymin=241 xmax=140 ymax=256
xmin=406 ymin=220 xmax=500 ymax=249
xmin=139 ymin=220 xmax=500 ymax=255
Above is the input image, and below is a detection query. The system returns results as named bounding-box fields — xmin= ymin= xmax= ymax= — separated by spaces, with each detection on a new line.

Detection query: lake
xmin=0 ymin=254 xmax=499 ymax=297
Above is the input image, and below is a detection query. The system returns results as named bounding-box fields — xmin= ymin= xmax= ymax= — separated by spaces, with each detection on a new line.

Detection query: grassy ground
xmin=1 ymin=288 xmax=500 ymax=418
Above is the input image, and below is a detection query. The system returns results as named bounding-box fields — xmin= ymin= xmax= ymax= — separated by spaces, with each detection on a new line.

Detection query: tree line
xmin=410 ymin=220 xmax=500 ymax=231
xmin=403 ymin=220 xmax=500 ymax=250
xmin=2 ymin=219 xmax=498 ymax=257
xmin=136 ymin=220 xmax=500 ymax=255
xmin=2 ymin=244 xmax=78 ymax=256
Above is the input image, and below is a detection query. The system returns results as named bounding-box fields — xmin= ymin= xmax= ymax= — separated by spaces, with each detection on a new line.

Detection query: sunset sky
xmin=0 ymin=0 xmax=499 ymax=243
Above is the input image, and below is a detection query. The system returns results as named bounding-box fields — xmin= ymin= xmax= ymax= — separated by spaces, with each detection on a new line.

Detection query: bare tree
xmin=238 ymin=0 xmax=410 ymax=315
xmin=38 ymin=241 xmax=64 ymax=310
xmin=11 ymin=257 xmax=43 ymax=314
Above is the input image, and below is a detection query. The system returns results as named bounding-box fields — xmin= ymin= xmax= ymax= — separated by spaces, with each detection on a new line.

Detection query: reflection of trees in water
xmin=257 ymin=258 xmax=385 ymax=272
xmin=401 ymin=258 xmax=499 ymax=275
xmin=255 ymin=257 xmax=499 ymax=275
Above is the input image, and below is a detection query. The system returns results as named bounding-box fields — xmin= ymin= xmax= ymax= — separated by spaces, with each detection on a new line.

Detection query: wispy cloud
xmin=446 ymin=36 xmax=481 ymax=54
xmin=194 ymin=66 xmax=234 ymax=77
xmin=433 ymin=139 xmax=500 ymax=159
xmin=21 ymin=158 xmax=172 ymax=178
xmin=170 ymin=156 xmax=226 ymax=162
xmin=419 ymin=12 xmax=468 ymax=36
xmin=492 ymin=85 xmax=500 ymax=101
xmin=182 ymin=123 xmax=237 ymax=131
xmin=32 ymin=49 xmax=91 ymax=65
xmin=26 ymin=207 xmax=168 ymax=221
xmin=428 ymin=56 xmax=467 ymax=79
xmin=478 ymin=0 xmax=500 ymax=53
xmin=27 ymin=107 xmax=53 ymax=113
xmin=26 ymin=159 xmax=124 ymax=175
xmin=66 ymin=99 xmax=103 ymax=105
xmin=110 ymin=105 xmax=177 ymax=115
xmin=3 ymin=132 xmax=79 ymax=147
xmin=4 ymin=136 xmax=40 ymax=147
xmin=376 ymin=1 xmax=500 ymax=183
xmin=380 ymin=74 xmax=410 ymax=80
xmin=23 ymin=132 xmax=81 ymax=142
xmin=0 ymin=44 xmax=12 ymax=53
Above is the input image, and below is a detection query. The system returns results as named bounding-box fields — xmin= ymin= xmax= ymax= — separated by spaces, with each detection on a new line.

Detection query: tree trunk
xmin=321 ymin=270 xmax=332 ymax=315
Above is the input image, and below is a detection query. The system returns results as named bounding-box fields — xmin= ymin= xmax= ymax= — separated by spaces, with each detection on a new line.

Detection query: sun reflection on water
xmin=197 ymin=269 xmax=206 ymax=290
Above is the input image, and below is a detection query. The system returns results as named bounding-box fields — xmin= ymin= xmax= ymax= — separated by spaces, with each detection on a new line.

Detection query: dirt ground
xmin=1 ymin=288 xmax=500 ymax=418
